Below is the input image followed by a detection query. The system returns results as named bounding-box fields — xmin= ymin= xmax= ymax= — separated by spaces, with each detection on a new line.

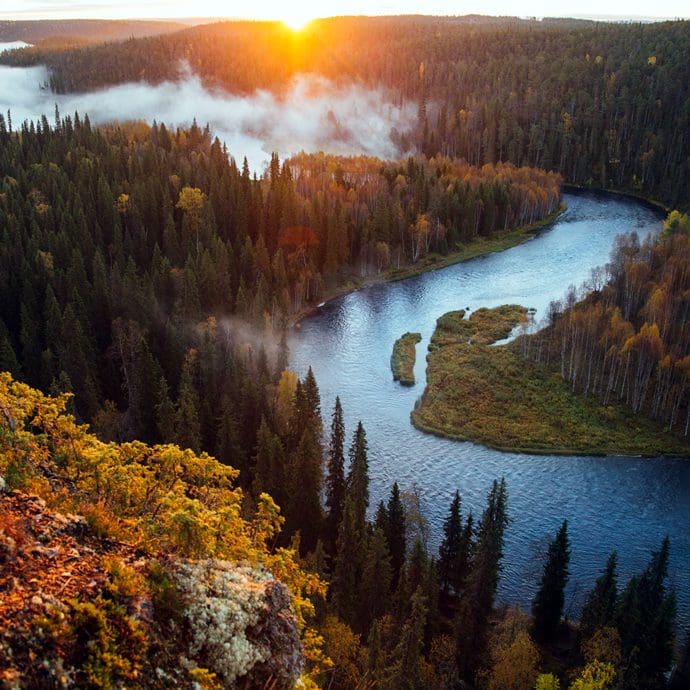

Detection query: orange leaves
xmin=277 ymin=225 xmax=319 ymax=248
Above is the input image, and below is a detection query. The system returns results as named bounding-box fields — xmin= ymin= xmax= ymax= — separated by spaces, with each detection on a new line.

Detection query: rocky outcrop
xmin=0 ymin=487 xmax=303 ymax=689
xmin=171 ymin=560 xmax=303 ymax=688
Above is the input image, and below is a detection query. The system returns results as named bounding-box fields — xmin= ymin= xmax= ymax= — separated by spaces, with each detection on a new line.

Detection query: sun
xmin=280 ymin=11 xmax=315 ymax=32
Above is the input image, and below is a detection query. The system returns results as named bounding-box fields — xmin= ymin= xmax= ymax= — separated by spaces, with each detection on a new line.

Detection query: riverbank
xmin=293 ymin=204 xmax=566 ymax=325
xmin=412 ymin=306 xmax=690 ymax=456
xmin=391 ymin=332 xmax=421 ymax=385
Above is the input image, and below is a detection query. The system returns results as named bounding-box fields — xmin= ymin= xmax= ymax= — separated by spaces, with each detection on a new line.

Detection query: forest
xmin=0 ymin=13 xmax=689 ymax=689
xmin=0 ymin=115 xmax=558 ymax=452
xmin=518 ymin=219 xmax=690 ymax=436
xmin=2 ymin=16 xmax=688 ymax=209
xmin=1 ymin=371 xmax=685 ymax=688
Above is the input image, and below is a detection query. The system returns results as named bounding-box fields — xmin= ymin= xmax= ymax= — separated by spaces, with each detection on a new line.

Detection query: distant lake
xmin=291 ymin=191 xmax=690 ymax=630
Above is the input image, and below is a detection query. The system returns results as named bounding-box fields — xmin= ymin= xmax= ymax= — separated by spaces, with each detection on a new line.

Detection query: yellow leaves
xmin=0 ymin=372 xmax=327 ymax=675
xmin=115 ymin=193 xmax=130 ymax=214
xmin=176 ymin=186 xmax=206 ymax=217
xmin=647 ymin=55 xmax=657 ymax=66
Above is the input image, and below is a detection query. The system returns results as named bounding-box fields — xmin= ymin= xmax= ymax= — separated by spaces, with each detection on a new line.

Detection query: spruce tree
xmin=325 ymin=396 xmax=346 ymax=557
xmin=385 ymin=586 xmax=428 ymax=689
xmin=532 ymin=519 xmax=571 ymax=640
xmin=439 ymin=491 xmax=462 ymax=595
xmin=616 ymin=537 xmax=676 ymax=685
xmin=286 ymin=427 xmax=323 ymax=553
xmin=332 ymin=495 xmax=362 ymax=627
xmin=347 ymin=421 xmax=369 ymax=534
xmin=358 ymin=528 xmax=393 ymax=634
xmin=455 ymin=477 xmax=508 ymax=682
xmin=386 ymin=481 xmax=407 ymax=592
xmin=579 ymin=550 xmax=618 ymax=641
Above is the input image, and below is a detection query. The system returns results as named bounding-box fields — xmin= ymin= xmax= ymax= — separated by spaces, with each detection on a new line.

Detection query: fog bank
xmin=0 ymin=58 xmax=415 ymax=171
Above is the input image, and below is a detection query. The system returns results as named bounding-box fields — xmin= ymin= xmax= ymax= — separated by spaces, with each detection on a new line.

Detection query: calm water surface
xmin=290 ymin=192 xmax=690 ymax=628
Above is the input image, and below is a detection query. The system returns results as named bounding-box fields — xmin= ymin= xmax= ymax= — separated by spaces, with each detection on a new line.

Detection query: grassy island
xmin=391 ymin=332 xmax=422 ymax=385
xmin=412 ymin=305 xmax=690 ymax=456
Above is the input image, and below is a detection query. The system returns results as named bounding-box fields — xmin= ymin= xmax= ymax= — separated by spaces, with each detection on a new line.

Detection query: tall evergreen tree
xmin=347 ymin=421 xmax=369 ymax=534
xmin=358 ymin=528 xmax=393 ymax=634
xmin=455 ymin=477 xmax=508 ymax=682
xmin=439 ymin=490 xmax=462 ymax=595
xmin=616 ymin=537 xmax=676 ymax=686
xmin=332 ymin=494 xmax=362 ymax=627
xmin=386 ymin=481 xmax=407 ymax=592
xmin=286 ymin=427 xmax=323 ymax=553
xmin=174 ymin=349 xmax=202 ymax=453
xmin=579 ymin=550 xmax=618 ymax=641
xmin=385 ymin=586 xmax=428 ymax=689
xmin=532 ymin=519 xmax=571 ymax=640
xmin=324 ymin=396 xmax=346 ymax=557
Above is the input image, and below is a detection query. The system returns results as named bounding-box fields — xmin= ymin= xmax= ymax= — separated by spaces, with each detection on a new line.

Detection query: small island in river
xmin=391 ymin=332 xmax=422 ymax=385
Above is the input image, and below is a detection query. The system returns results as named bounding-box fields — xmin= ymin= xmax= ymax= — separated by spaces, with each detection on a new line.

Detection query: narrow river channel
xmin=290 ymin=191 xmax=690 ymax=629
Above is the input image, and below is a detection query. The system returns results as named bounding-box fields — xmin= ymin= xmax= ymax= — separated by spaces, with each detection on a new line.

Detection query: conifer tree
xmin=174 ymin=349 xmax=202 ymax=453
xmin=358 ymin=528 xmax=393 ymax=634
xmin=616 ymin=537 xmax=676 ymax=685
xmin=386 ymin=482 xmax=407 ymax=592
xmin=385 ymin=586 xmax=428 ymax=689
xmin=332 ymin=495 xmax=362 ymax=627
xmin=347 ymin=421 xmax=369 ymax=534
xmin=455 ymin=478 xmax=508 ymax=682
xmin=325 ymin=396 xmax=346 ymax=557
xmin=579 ymin=551 xmax=618 ymax=641
xmin=286 ymin=427 xmax=323 ymax=553
xmin=439 ymin=491 xmax=462 ymax=595
xmin=532 ymin=519 xmax=571 ymax=640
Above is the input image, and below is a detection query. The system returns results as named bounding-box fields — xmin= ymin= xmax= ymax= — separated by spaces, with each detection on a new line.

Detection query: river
xmin=290 ymin=191 xmax=690 ymax=629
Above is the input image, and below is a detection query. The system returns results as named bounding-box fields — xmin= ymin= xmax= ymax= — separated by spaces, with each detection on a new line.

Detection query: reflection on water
xmin=291 ymin=192 xmax=690 ymax=628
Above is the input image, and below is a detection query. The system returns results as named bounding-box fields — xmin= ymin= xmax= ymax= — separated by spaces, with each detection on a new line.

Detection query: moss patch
xmin=391 ymin=332 xmax=422 ymax=385
xmin=412 ymin=306 xmax=690 ymax=455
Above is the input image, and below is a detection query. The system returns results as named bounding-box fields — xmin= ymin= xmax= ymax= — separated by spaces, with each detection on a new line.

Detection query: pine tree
xmin=615 ymin=537 xmax=676 ymax=685
xmin=579 ymin=551 xmax=618 ymax=641
xmin=174 ymin=349 xmax=201 ymax=453
xmin=325 ymin=396 xmax=346 ymax=557
xmin=385 ymin=586 xmax=428 ymax=689
xmin=386 ymin=482 xmax=407 ymax=592
xmin=358 ymin=528 xmax=393 ymax=634
xmin=455 ymin=478 xmax=508 ymax=682
xmin=347 ymin=421 xmax=369 ymax=534
xmin=532 ymin=519 xmax=571 ymax=640
xmin=286 ymin=427 xmax=323 ymax=553
xmin=439 ymin=491 xmax=462 ymax=595
xmin=332 ymin=495 xmax=362 ymax=627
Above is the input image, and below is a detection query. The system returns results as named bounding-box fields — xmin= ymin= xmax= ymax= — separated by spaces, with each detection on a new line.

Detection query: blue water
xmin=290 ymin=192 xmax=689 ymax=629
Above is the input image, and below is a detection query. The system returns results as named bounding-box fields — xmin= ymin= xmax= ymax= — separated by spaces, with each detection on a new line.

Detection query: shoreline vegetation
xmin=391 ymin=332 xmax=421 ymax=385
xmin=412 ymin=305 xmax=690 ymax=456
xmin=294 ymin=203 xmax=566 ymax=325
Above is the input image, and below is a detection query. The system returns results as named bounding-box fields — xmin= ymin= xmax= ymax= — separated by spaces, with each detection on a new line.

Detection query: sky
xmin=1 ymin=0 xmax=689 ymax=22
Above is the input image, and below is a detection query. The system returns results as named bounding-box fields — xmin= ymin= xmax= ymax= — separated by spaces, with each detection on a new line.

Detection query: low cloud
xmin=0 ymin=55 xmax=415 ymax=171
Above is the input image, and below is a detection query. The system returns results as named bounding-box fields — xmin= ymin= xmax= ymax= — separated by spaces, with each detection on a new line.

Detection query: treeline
xmin=0 ymin=19 xmax=185 ymax=45
xmin=518 ymin=222 xmax=690 ymax=436
xmin=3 ymin=16 xmax=688 ymax=207
xmin=0 ymin=117 xmax=556 ymax=446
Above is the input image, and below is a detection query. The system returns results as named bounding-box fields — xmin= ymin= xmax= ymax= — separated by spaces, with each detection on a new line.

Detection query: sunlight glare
xmin=281 ymin=11 xmax=314 ymax=31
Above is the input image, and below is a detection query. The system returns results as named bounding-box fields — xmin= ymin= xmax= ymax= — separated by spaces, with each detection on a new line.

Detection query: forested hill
xmin=0 ymin=19 xmax=187 ymax=45
xmin=2 ymin=15 xmax=688 ymax=208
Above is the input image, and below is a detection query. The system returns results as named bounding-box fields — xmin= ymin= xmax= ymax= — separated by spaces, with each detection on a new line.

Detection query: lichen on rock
xmin=172 ymin=559 xmax=303 ymax=688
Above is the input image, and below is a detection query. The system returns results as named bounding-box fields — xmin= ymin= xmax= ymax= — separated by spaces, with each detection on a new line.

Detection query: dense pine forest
xmin=2 ymin=16 xmax=689 ymax=208
xmin=0 ymin=116 xmax=558 ymax=448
